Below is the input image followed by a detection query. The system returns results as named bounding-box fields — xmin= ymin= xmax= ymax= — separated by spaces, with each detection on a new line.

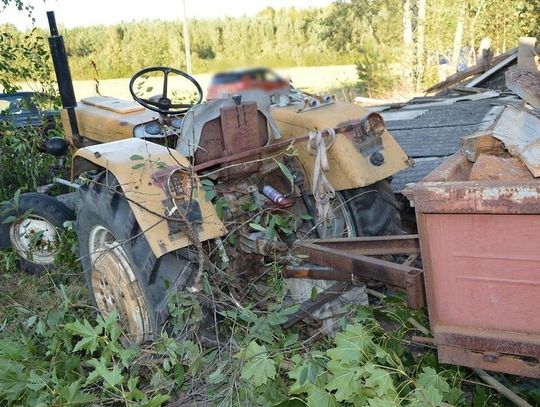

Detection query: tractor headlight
xmin=166 ymin=168 xmax=192 ymax=200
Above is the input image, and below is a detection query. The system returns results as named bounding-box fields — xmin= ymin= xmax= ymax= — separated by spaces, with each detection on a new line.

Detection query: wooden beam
xmin=460 ymin=131 xmax=504 ymax=162
xmin=492 ymin=105 xmax=540 ymax=177
xmin=506 ymin=67 xmax=540 ymax=108
xmin=425 ymin=47 xmax=517 ymax=94
xmin=465 ymin=53 xmax=517 ymax=88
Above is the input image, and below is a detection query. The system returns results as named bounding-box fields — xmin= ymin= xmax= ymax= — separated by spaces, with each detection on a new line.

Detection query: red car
xmin=207 ymin=67 xmax=290 ymax=100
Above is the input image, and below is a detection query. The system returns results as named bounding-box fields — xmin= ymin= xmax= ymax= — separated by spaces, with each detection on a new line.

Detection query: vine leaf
xmin=327 ymin=324 xmax=374 ymax=364
xmin=64 ymin=319 xmax=102 ymax=353
xmin=239 ymin=341 xmax=276 ymax=387
xmin=367 ymin=398 xmax=395 ymax=407
xmin=416 ymin=367 xmax=450 ymax=394
xmin=325 ymin=362 xmax=362 ymax=401
xmin=129 ymin=154 xmax=144 ymax=160
xmin=307 ymin=386 xmax=338 ymax=407
xmin=131 ymin=163 xmax=145 ymax=170
xmin=87 ymin=358 xmax=123 ymax=389
xmin=364 ymin=364 xmax=395 ymax=397
xmin=413 ymin=385 xmax=444 ymax=407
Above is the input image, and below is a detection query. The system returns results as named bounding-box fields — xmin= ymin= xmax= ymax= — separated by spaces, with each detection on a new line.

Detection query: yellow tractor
xmin=0 ymin=12 xmax=411 ymax=342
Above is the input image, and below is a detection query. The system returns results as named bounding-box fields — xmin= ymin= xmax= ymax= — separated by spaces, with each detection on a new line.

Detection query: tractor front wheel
xmin=76 ymin=172 xmax=197 ymax=344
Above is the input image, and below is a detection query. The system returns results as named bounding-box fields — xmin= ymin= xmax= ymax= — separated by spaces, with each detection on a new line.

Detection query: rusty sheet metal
xmin=299 ymin=235 xmax=420 ymax=256
xmin=435 ymin=326 xmax=540 ymax=358
xmin=414 ymin=150 xmax=540 ymax=378
xmin=412 ymin=152 xmax=540 ymax=214
xmin=296 ymin=237 xmax=426 ymax=309
xmin=438 ymin=345 xmax=540 ymax=378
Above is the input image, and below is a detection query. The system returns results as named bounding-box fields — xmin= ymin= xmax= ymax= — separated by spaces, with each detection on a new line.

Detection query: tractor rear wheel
xmin=0 ymin=192 xmax=74 ymax=273
xmin=287 ymin=179 xmax=401 ymax=330
xmin=76 ymin=172 xmax=197 ymax=344
xmin=340 ymin=179 xmax=401 ymax=237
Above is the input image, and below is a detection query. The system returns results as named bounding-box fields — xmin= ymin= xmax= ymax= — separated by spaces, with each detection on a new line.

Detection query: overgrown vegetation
xmin=1 ymin=0 xmax=540 ymax=405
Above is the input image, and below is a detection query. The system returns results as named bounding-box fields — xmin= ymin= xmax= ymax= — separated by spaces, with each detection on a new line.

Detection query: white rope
xmin=307 ymin=128 xmax=336 ymax=233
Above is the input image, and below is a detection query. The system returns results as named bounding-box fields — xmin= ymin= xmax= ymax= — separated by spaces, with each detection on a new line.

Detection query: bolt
xmin=370 ymin=151 xmax=384 ymax=166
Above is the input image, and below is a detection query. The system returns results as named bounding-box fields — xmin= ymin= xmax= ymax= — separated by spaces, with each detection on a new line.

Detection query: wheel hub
xmin=89 ymin=226 xmax=151 ymax=344
xmin=9 ymin=215 xmax=60 ymax=264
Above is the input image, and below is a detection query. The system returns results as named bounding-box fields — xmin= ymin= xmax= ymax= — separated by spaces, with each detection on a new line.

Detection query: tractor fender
xmin=72 ymin=138 xmax=226 ymax=258
xmin=270 ymin=101 xmax=411 ymax=192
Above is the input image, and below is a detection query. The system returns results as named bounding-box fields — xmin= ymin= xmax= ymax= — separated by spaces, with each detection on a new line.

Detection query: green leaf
xmin=131 ymin=163 xmax=145 ymax=170
xmin=141 ymin=394 xmax=170 ymax=407
xmin=327 ymin=324 xmax=374 ymax=364
xmin=239 ymin=341 xmax=276 ymax=387
xmin=310 ymin=286 xmax=318 ymax=301
xmin=299 ymin=366 xmax=308 ymax=385
xmin=200 ymin=178 xmax=214 ymax=186
xmin=58 ymin=379 xmax=96 ymax=404
xmin=275 ymin=159 xmax=294 ymax=186
xmin=416 ymin=367 xmax=450 ymax=394
xmin=325 ymin=362 xmax=362 ymax=401
xmin=249 ymin=222 xmax=267 ymax=232
xmin=364 ymin=365 xmax=395 ymax=397
xmin=129 ymin=154 xmax=144 ymax=160
xmin=1 ymin=215 xmax=16 ymax=224
xmin=307 ymin=386 xmax=337 ymax=407
xmin=174 ymin=364 xmax=185 ymax=386
xmin=64 ymin=319 xmax=102 ymax=354
xmin=26 ymin=370 xmax=46 ymax=391
xmin=413 ymin=385 xmax=444 ymax=407
xmin=88 ymin=358 xmax=123 ymax=389
xmin=368 ymin=398 xmax=395 ymax=407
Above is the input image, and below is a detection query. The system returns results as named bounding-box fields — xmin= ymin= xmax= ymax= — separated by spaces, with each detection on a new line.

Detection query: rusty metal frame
xmin=289 ymin=235 xmax=426 ymax=309
xmin=413 ymin=151 xmax=540 ymax=378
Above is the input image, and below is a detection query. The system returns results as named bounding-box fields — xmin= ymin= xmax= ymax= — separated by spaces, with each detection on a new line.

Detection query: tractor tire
xmin=0 ymin=192 xmax=74 ymax=274
xmin=76 ymin=172 xmax=197 ymax=344
xmin=339 ymin=179 xmax=401 ymax=237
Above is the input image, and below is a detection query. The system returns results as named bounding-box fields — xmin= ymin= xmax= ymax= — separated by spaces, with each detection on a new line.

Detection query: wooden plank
xmin=506 ymin=67 xmax=540 ymax=108
xmin=402 ymin=90 xmax=499 ymax=109
xmin=451 ymin=85 xmax=488 ymax=93
xmin=492 ymin=105 xmax=540 ymax=176
xmin=459 ymin=131 xmax=504 ymax=162
xmin=81 ymin=96 xmax=145 ymax=113
xmin=425 ymin=47 xmax=517 ymax=94
xmin=465 ymin=53 xmax=517 ymax=88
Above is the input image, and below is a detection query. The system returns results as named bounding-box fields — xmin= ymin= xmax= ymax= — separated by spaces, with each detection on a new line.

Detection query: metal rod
xmin=53 ymin=177 xmax=80 ymax=189
xmin=47 ymin=10 xmax=83 ymax=148
xmin=181 ymin=0 xmax=192 ymax=75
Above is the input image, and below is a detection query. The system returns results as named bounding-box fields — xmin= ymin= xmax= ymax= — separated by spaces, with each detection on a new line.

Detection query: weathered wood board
xmin=492 ymin=105 xmax=540 ymax=176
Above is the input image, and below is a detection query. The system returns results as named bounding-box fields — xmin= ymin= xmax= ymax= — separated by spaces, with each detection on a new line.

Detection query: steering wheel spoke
xmin=129 ymin=66 xmax=203 ymax=115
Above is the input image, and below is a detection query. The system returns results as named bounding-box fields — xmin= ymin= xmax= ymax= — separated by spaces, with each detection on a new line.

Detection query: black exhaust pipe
xmin=47 ymin=11 xmax=83 ymax=148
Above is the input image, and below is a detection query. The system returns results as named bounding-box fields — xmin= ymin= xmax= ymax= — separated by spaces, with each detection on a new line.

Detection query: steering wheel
xmin=129 ymin=66 xmax=203 ymax=115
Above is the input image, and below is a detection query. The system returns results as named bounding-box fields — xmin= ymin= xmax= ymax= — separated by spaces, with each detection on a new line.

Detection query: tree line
xmin=1 ymin=0 xmax=538 ymax=96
